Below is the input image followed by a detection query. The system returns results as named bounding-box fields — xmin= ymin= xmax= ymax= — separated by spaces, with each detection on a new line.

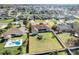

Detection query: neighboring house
xmin=19 ymin=26 xmax=26 ymax=34
xmin=72 ymin=23 xmax=79 ymax=37
xmin=57 ymin=19 xmax=65 ymax=24
xmin=66 ymin=20 xmax=75 ymax=23
xmin=56 ymin=24 xmax=72 ymax=32
xmin=11 ymin=21 xmax=19 ymax=25
xmin=0 ymin=15 xmax=12 ymax=20
xmin=15 ymin=16 xmax=19 ymax=21
xmin=65 ymin=16 xmax=75 ymax=23
xmin=1 ymin=28 xmax=25 ymax=39
xmin=65 ymin=15 xmax=75 ymax=20
xmin=54 ymin=15 xmax=65 ymax=20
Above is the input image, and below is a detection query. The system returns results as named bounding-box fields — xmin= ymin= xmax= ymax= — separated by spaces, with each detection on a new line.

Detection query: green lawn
xmin=0 ymin=19 xmax=13 ymax=23
xmin=5 ymin=47 xmax=20 ymax=55
xmin=71 ymin=50 xmax=79 ymax=55
xmin=34 ymin=20 xmax=45 ymax=23
xmin=22 ymin=34 xmax=28 ymax=39
xmin=57 ymin=51 xmax=67 ymax=55
xmin=57 ymin=33 xmax=76 ymax=47
xmin=0 ymin=43 xmax=20 ymax=55
xmin=0 ymin=43 xmax=5 ymax=55
xmin=29 ymin=32 xmax=62 ymax=53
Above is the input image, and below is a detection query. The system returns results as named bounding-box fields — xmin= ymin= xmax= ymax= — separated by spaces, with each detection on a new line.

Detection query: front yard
xmin=29 ymin=32 xmax=62 ymax=54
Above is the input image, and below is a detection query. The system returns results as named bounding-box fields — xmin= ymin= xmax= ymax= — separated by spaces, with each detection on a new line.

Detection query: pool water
xmin=10 ymin=41 xmax=20 ymax=45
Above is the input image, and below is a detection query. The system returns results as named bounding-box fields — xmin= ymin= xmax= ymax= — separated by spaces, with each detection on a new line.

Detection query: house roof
xmin=31 ymin=24 xmax=49 ymax=32
xmin=66 ymin=16 xmax=75 ymax=20
xmin=57 ymin=24 xmax=72 ymax=31
xmin=2 ymin=28 xmax=24 ymax=36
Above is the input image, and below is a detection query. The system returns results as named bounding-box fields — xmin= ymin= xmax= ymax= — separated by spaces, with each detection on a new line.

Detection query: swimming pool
xmin=4 ymin=40 xmax=22 ymax=47
xmin=10 ymin=41 xmax=20 ymax=45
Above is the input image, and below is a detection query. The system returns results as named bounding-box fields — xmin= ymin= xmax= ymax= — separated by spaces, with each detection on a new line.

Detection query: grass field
xmin=22 ymin=34 xmax=28 ymax=39
xmin=57 ymin=51 xmax=67 ymax=55
xmin=71 ymin=49 xmax=79 ymax=55
xmin=0 ymin=43 xmax=5 ymax=54
xmin=57 ymin=33 xmax=76 ymax=47
xmin=29 ymin=32 xmax=62 ymax=53
xmin=34 ymin=20 xmax=45 ymax=23
xmin=0 ymin=19 xmax=13 ymax=23
xmin=0 ymin=43 xmax=20 ymax=55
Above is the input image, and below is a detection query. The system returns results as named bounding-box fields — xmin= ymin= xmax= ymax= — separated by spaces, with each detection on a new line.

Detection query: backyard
xmin=0 ymin=33 xmax=28 ymax=55
xmin=29 ymin=32 xmax=62 ymax=54
xmin=57 ymin=33 xmax=76 ymax=48
xmin=0 ymin=43 xmax=20 ymax=55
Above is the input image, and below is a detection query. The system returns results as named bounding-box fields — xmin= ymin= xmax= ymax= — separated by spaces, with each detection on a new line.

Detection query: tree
xmin=73 ymin=19 xmax=79 ymax=33
xmin=23 ymin=20 xmax=28 ymax=27
xmin=5 ymin=23 xmax=12 ymax=29
xmin=17 ymin=46 xmax=22 ymax=51
xmin=51 ymin=25 xmax=57 ymax=31
xmin=74 ymin=39 xmax=79 ymax=46
xmin=17 ymin=46 xmax=22 ymax=54
xmin=0 ymin=29 xmax=6 ymax=35
xmin=3 ymin=50 xmax=11 ymax=55
xmin=66 ymin=38 xmax=75 ymax=47
xmin=37 ymin=35 xmax=43 ymax=40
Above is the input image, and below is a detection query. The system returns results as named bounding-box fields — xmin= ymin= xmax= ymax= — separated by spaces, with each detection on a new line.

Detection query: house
xmin=54 ymin=15 xmax=65 ymax=20
xmin=66 ymin=20 xmax=75 ymax=24
xmin=19 ymin=26 xmax=26 ymax=34
xmin=65 ymin=16 xmax=75 ymax=23
xmin=11 ymin=21 xmax=19 ymax=25
xmin=72 ymin=23 xmax=79 ymax=37
xmin=1 ymin=28 xmax=25 ymax=39
xmin=31 ymin=23 xmax=50 ymax=35
xmin=65 ymin=15 xmax=75 ymax=20
xmin=56 ymin=24 xmax=72 ymax=32
xmin=0 ymin=13 xmax=12 ymax=20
